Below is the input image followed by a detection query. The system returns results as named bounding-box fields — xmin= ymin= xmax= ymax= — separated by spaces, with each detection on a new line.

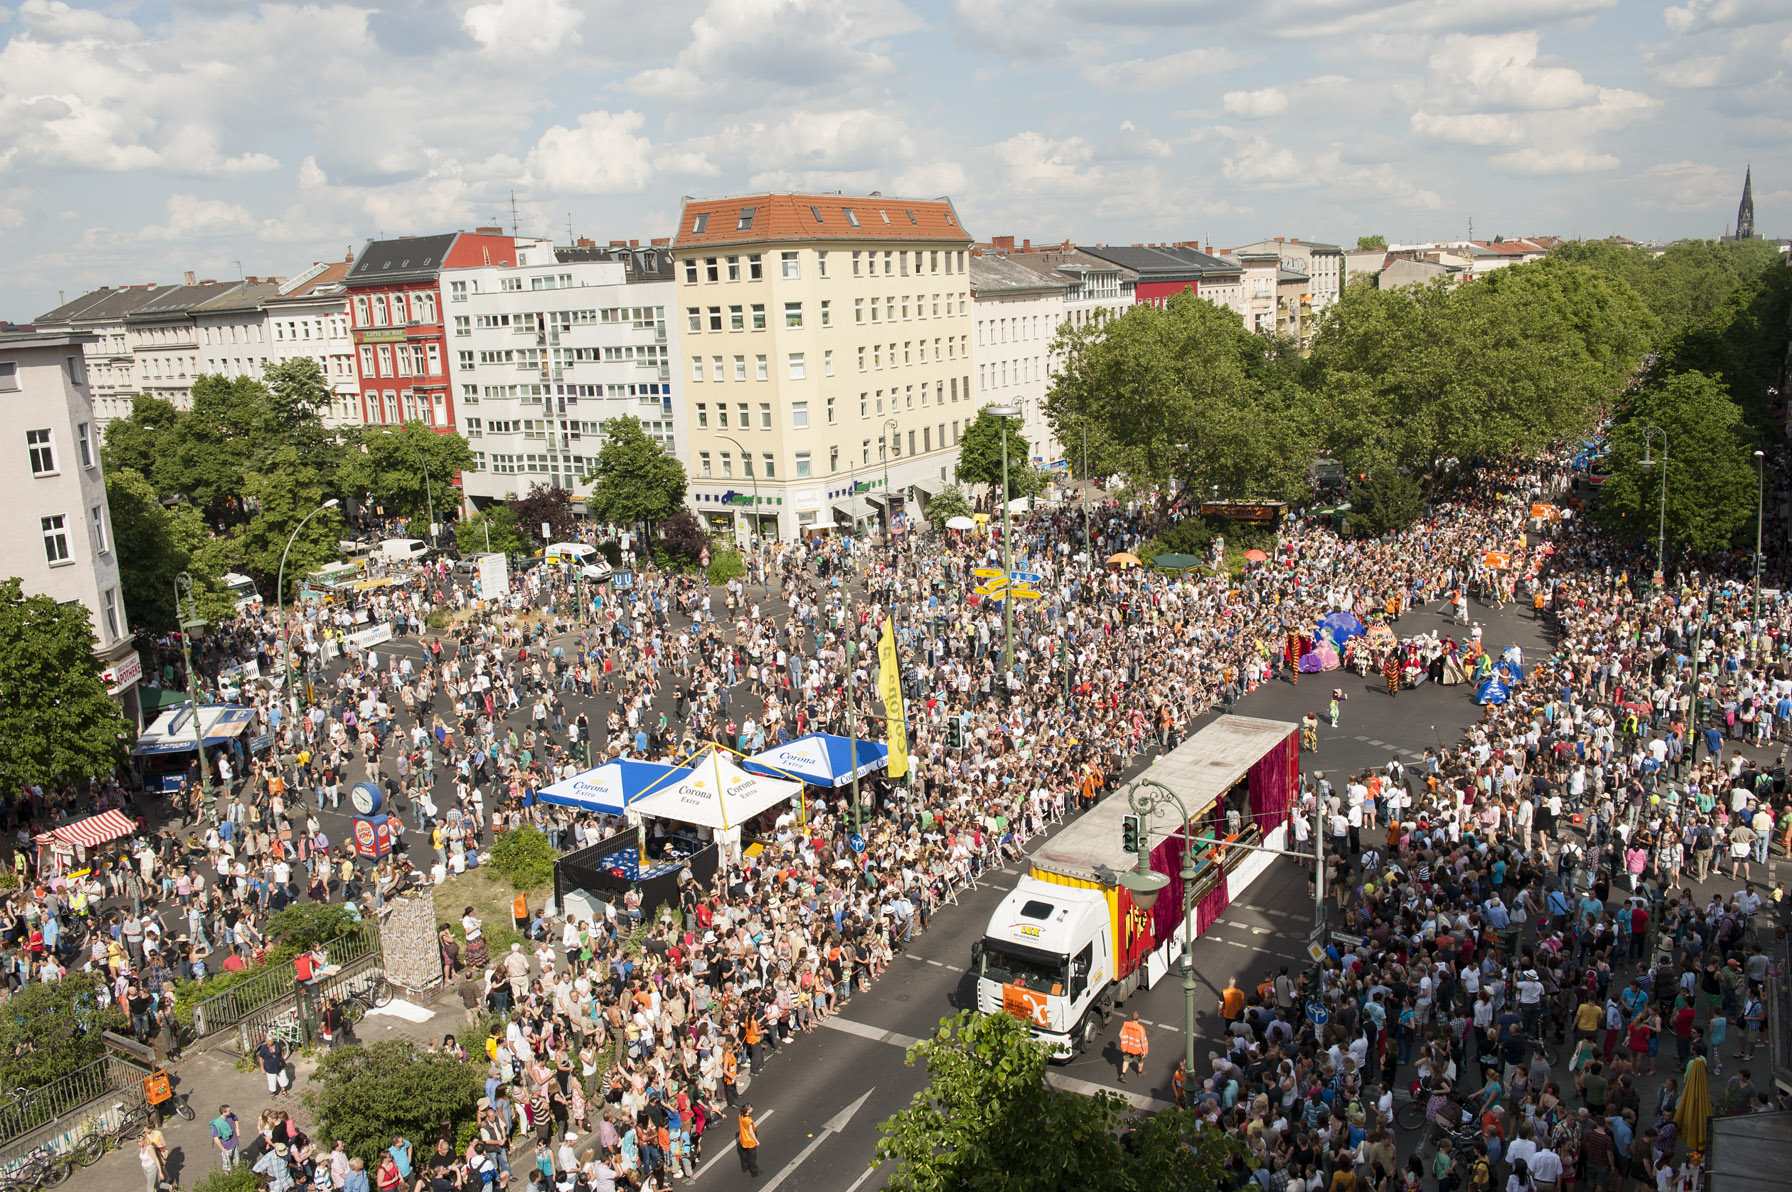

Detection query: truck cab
xmin=973 ymin=876 xmax=1115 ymax=1059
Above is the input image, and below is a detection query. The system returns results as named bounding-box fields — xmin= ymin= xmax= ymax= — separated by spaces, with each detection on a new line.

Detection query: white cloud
xmin=1221 ymin=136 xmax=1309 ymax=188
xmin=631 ymin=0 xmax=923 ymax=99
xmin=523 ymin=111 xmax=655 ymax=195
xmin=993 ymin=131 xmax=1104 ymax=194
xmin=1491 ymin=147 xmax=1620 ymax=174
xmin=142 ymin=194 xmax=257 ymax=241
xmin=1638 ymin=160 xmax=1745 ymax=210
xmin=1663 ymin=0 xmax=1785 ymax=34
xmin=16 ymin=0 xmax=139 ymax=41
xmin=1222 ymin=87 xmax=1289 ymax=117
xmin=1086 ymin=47 xmax=1247 ymax=90
xmin=1409 ymin=111 xmax=1524 ymax=145
xmin=464 ymin=0 xmax=584 ymax=57
xmin=1428 ymin=32 xmax=1596 ymax=109
xmin=1264 ymin=0 xmax=1615 ymax=37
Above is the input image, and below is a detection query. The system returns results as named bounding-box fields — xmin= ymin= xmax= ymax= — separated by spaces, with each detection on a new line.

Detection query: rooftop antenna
xmin=1467 ymin=215 xmax=1473 ymax=243
xmin=566 ymin=211 xmax=574 ymax=244
xmin=510 ymin=189 xmax=520 ymax=237
xmin=233 ymin=259 xmax=244 ymax=280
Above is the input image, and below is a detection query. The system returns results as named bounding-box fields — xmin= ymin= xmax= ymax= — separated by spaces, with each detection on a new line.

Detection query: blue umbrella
xmin=745 ymin=732 xmax=889 ymax=788
xmin=538 ymin=758 xmax=690 ymax=814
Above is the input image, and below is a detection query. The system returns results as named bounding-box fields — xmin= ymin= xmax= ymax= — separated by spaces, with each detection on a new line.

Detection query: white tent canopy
xmin=629 ymin=746 xmax=803 ymax=832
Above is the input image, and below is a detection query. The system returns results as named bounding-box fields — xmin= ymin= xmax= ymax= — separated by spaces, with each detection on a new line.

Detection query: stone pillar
xmin=379 ymin=887 xmax=442 ymax=997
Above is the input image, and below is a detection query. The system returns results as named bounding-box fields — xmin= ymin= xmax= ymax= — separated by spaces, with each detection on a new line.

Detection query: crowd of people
xmin=5 ymin=442 xmax=1790 ymax=1190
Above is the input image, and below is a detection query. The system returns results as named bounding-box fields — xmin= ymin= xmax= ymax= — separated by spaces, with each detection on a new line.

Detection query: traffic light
xmin=1122 ymin=813 xmax=1141 ymax=854
xmin=946 ymin=716 xmax=964 ymax=749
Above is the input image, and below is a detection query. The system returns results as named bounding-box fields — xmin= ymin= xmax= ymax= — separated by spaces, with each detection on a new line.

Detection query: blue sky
xmin=2 ymin=0 xmax=1787 ymax=320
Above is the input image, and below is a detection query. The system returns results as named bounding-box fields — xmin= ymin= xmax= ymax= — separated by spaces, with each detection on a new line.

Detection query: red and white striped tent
xmin=33 ymin=808 xmax=137 ymax=877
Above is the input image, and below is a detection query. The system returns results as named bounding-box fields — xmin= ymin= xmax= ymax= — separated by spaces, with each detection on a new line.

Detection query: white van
xmin=543 ymin=541 xmax=611 ymax=582
xmin=378 ymin=538 xmax=430 ymax=564
xmin=221 ymin=572 xmax=262 ymax=611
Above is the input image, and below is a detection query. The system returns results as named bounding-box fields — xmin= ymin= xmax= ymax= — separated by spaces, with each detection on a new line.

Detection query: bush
xmin=192 ymin=1167 xmax=260 ymax=1192
xmin=705 ymin=546 xmax=745 ymax=585
xmin=656 ymin=509 xmax=707 ymax=566
xmin=487 ymin=825 xmax=557 ymax=892
xmin=0 ymin=974 xmax=125 ymax=1091
xmin=1344 ymin=470 xmax=1424 ymax=538
xmin=924 ymin=485 xmax=973 ymax=530
xmin=306 ymin=1041 xmax=483 ymax=1168
xmin=266 ymin=902 xmax=357 ymax=952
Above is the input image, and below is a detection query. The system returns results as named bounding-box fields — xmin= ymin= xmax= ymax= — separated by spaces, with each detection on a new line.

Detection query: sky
xmin=2 ymin=0 xmax=1789 ymax=320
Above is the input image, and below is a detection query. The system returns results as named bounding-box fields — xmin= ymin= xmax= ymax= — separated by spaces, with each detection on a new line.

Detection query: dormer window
xmin=692 ymin=213 xmax=710 ymax=234
xmin=905 ymin=209 xmax=918 ymax=225
xmin=879 ymin=210 xmax=891 ymax=223
xmin=737 ymin=207 xmax=756 ymax=231
xmin=843 ymin=208 xmax=860 ymax=227
xmin=810 ymin=205 xmax=824 ymax=222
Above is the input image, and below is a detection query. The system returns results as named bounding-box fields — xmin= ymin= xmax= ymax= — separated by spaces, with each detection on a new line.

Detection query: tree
xmin=1355 ymin=234 xmax=1387 ymax=250
xmin=655 ymin=509 xmax=708 ymax=567
xmin=223 ymin=445 xmax=346 ymax=600
xmin=1595 ymin=371 xmax=1758 ymax=557
xmin=0 ymin=974 xmax=126 ymax=1096
xmin=924 ymin=485 xmax=973 ymax=530
xmin=874 ymin=1011 xmax=1242 ymax=1192
xmin=509 ymin=483 xmax=580 ymax=548
xmin=106 ymin=468 xmax=190 ymax=633
xmin=955 ymin=409 xmax=1038 ymax=500
xmin=455 ymin=504 xmax=529 ymax=558
xmin=0 ymin=579 xmax=131 ymax=793
xmin=582 ymin=417 xmax=688 ymax=541
xmin=101 ymin=395 xmax=180 ymax=478
xmin=306 ymin=1041 xmax=484 ymax=1168
xmin=339 ymin=422 xmax=474 ymax=527
xmin=1344 ymin=469 xmax=1425 ymax=538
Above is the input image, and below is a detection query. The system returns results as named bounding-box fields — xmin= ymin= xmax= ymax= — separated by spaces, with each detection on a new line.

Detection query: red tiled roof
xmin=673 ymin=193 xmax=972 ymax=250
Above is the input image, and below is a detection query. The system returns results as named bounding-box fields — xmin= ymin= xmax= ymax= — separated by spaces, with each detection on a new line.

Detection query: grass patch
xmin=434 ymin=866 xmax=547 ymax=959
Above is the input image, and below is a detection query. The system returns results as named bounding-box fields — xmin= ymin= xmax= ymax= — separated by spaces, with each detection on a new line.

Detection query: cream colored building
xmin=673 ymin=193 xmax=975 ymax=539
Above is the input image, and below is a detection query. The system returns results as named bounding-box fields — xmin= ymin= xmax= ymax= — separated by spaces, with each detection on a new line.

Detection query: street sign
xmin=1306 ymin=1001 xmax=1330 ymax=1025
xmin=1005 ymin=588 xmax=1043 ymax=601
xmin=1330 ymin=931 xmax=1365 ymax=948
xmin=972 ymin=567 xmax=1004 ymax=579
xmin=848 ymin=832 xmax=865 ymax=854
xmin=1306 ymin=942 xmax=1326 ymax=964
xmin=1008 ymin=571 xmax=1042 ymax=584
xmin=975 ymin=577 xmax=1009 ymax=595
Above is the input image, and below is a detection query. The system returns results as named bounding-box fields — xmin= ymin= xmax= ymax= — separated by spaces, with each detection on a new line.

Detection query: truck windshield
xmin=977 ymin=939 xmax=1067 ymax=992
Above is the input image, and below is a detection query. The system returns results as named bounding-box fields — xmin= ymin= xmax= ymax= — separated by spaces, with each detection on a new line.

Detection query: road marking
xmin=692 ymin=1108 xmax=777 ymax=1181
xmin=843 ymin=1164 xmax=880 ymax=1192
xmin=1044 ymin=1071 xmax=1175 ymax=1112
xmin=822 ymin=1017 xmax=923 ymax=1050
xmin=759 ymin=1089 xmax=874 ymax=1192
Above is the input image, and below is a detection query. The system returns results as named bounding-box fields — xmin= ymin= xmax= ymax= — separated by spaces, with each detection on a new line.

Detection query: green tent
xmin=1151 ymin=552 xmax=1202 ymax=571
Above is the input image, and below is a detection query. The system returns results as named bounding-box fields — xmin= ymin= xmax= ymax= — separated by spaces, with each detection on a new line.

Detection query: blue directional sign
xmin=1306 ymin=1001 xmax=1330 ymax=1026
xmin=1008 ymin=571 xmax=1042 ymax=584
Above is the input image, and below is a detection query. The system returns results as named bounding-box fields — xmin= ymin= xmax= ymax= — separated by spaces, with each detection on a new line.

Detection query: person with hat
xmin=254 ymin=1140 xmax=295 ymax=1192
xmin=736 ymin=1102 xmax=761 ymax=1177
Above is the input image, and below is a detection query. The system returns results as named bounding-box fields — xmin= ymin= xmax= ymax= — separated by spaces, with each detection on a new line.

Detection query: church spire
xmin=1736 ymin=165 xmax=1756 ymax=240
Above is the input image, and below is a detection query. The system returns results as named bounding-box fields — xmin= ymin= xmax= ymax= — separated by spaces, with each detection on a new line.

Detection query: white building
xmin=969 ymin=254 xmax=1068 ymax=465
xmin=261 ymin=260 xmax=362 ymax=428
xmin=33 ymin=284 xmax=172 ymax=425
xmin=123 ymin=278 xmax=247 ymax=408
xmin=673 ymin=192 xmax=976 ymax=539
xmin=1227 ymin=237 xmax=1345 ymax=323
xmin=0 ymin=331 xmax=141 ymax=723
xmin=444 ymin=238 xmax=679 ymax=505
xmin=194 ymin=279 xmax=283 ymax=385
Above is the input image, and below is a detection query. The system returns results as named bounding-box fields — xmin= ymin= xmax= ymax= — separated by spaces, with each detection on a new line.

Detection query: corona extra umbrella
xmin=1106 ymin=552 xmax=1142 ymax=568
xmin=944 ymin=515 xmax=975 ymax=531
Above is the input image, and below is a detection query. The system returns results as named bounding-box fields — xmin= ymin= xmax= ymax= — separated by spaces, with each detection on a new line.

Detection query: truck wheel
xmin=1076 ymin=1016 xmax=1095 ymax=1054
xmin=1096 ymin=997 xmax=1114 ymax=1025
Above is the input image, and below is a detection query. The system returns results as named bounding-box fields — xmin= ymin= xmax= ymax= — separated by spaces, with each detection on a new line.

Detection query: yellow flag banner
xmin=876 ymin=617 xmax=910 ymax=780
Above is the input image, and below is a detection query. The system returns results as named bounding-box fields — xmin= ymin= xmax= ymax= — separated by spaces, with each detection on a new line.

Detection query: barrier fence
xmin=188 ymin=920 xmax=381 ymax=1043
xmin=0 ymin=1053 xmax=149 ymax=1171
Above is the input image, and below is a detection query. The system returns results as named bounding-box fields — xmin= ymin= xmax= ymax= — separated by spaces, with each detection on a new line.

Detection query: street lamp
xmin=882 ymin=417 xmax=900 ymax=536
xmin=1113 ymin=778 xmax=1199 ymax=1079
xmin=174 ymin=572 xmax=214 ymax=813
xmin=845 ymin=638 xmax=863 ymax=835
xmin=1080 ymin=421 xmax=1092 ymax=558
xmin=717 ymin=433 xmax=763 ymax=590
xmin=276 ymin=498 xmax=340 ymax=750
xmin=1637 ymin=425 xmax=1667 ymax=584
xmin=986 ymin=404 xmax=1020 ymax=683
xmin=422 ymin=469 xmax=438 ymax=551
xmin=1753 ymin=449 xmax=1765 ymax=660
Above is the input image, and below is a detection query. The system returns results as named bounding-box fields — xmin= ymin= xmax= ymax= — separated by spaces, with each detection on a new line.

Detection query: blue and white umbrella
xmin=746 ymin=733 xmax=888 ymax=788
xmin=538 ymin=758 xmax=690 ymax=815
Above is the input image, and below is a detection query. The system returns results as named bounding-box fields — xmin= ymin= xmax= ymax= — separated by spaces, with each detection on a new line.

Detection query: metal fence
xmin=232 ymin=938 xmax=388 ymax=1056
xmin=0 ymin=1053 xmax=148 ymax=1170
xmin=188 ymin=920 xmax=382 ymax=1043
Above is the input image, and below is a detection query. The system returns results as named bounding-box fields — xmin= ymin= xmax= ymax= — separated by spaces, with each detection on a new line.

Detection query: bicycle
xmin=68 ymin=1090 xmax=196 ymax=1168
xmin=265 ymin=1013 xmax=306 ymax=1049
xmin=339 ymin=974 xmax=394 ymax=1027
xmin=0 ymin=1145 xmax=72 ymax=1190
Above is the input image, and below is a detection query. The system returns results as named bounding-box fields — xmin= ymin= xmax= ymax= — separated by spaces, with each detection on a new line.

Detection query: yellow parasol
xmin=1675 ymin=1053 xmax=1710 ymax=1152
xmin=1106 ymin=552 xmax=1142 ymax=569
xmin=1483 ymin=550 xmax=1511 ymax=570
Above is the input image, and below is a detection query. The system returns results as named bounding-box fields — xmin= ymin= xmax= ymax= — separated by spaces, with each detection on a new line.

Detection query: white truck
xmin=973 ymin=714 xmax=1300 ymax=1058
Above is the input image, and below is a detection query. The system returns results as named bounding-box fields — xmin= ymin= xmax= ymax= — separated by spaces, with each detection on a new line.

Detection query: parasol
xmin=1151 ymin=552 xmax=1201 ymax=571
xmin=1106 ymin=552 xmax=1142 ymax=568
xmin=1243 ymin=548 xmax=1269 ymax=563
xmin=944 ymin=515 xmax=975 ymax=531
xmin=1675 ymin=1053 xmax=1710 ymax=1152
xmin=1483 ymin=550 xmax=1511 ymax=570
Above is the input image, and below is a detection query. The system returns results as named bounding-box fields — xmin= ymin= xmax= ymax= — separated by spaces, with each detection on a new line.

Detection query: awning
xmin=131 ymin=704 xmax=257 ymax=757
xmin=35 ymin=809 xmax=137 ymax=850
xmin=631 ymin=746 xmax=803 ymax=832
xmin=538 ymin=759 xmax=690 ymax=815
xmin=746 ymin=733 xmax=887 ymax=789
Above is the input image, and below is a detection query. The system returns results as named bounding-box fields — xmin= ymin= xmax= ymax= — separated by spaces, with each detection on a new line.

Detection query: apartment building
xmin=260 ymin=260 xmax=362 ymax=428
xmin=0 ymin=332 xmax=141 ymax=724
xmin=192 ymin=278 xmax=283 ymax=384
xmin=123 ymin=278 xmax=247 ymax=407
xmin=672 ymin=193 xmax=975 ymax=539
xmin=1227 ymin=237 xmax=1344 ymax=321
xmin=969 ymin=254 xmax=1068 ymax=464
xmin=35 ymin=284 xmax=173 ymax=424
xmin=445 ymin=238 xmax=678 ymax=505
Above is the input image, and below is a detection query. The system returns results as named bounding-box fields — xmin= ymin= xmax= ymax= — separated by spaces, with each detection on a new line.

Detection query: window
xmin=707 ymin=307 xmax=723 ymax=332
xmin=763 ymin=452 xmax=776 ymax=479
xmin=750 ymin=305 xmax=767 ymax=331
xmin=26 ymin=428 xmax=55 ymax=476
xmin=76 ymin=423 xmax=93 ymax=469
xmin=687 ymin=307 xmax=702 ymax=333
xmin=784 ymin=302 xmax=803 ymax=328
xmin=843 ymin=208 xmax=860 ymax=227
xmin=818 ymin=251 xmax=829 ymax=278
xmin=0 ymin=362 xmax=15 ymax=391
xmin=852 ymin=251 xmax=862 ymax=277
xmin=684 ymin=260 xmax=699 ymax=284
xmin=699 ymin=451 xmax=712 ymax=476
xmin=717 ymin=404 xmax=729 ymax=428
xmin=705 ymin=258 xmax=720 ymax=283
xmin=780 ymin=251 xmax=799 ymax=280
xmin=794 ymin=450 xmax=813 ymax=478
xmin=712 ymin=355 xmax=725 ymax=382
xmin=720 ymin=451 xmax=733 ymax=477
xmin=787 ymin=353 xmax=806 ymax=380
xmin=748 ymin=255 xmax=764 ymax=281
xmin=729 ymin=305 xmax=744 ymax=331
xmin=65 ymin=354 xmax=85 ymax=385
xmin=733 ymin=355 xmax=747 ymax=381
xmin=696 ymin=403 xmax=709 ymax=428
xmin=826 ymin=395 xmax=837 ymax=424
xmin=854 ymin=298 xmax=864 ymax=324
xmin=691 ymin=356 xmax=705 ymax=382
xmin=40 ymin=514 xmax=69 ymax=565
xmin=755 ymin=355 xmax=768 ymax=381
xmin=759 ymin=402 xmax=772 ymax=429
xmin=736 ymin=206 xmax=756 ymax=231
xmin=90 ymin=504 xmax=108 ymax=553
xmin=823 ymin=349 xmax=834 ymax=377
xmin=691 ymin=212 xmax=709 ymax=234
xmin=426 ymin=343 xmax=441 ymax=374
xmin=102 ymin=588 xmax=120 ymax=642
xmin=454 ymin=315 xmax=470 ymax=336
xmin=791 ymin=400 xmax=809 ymax=429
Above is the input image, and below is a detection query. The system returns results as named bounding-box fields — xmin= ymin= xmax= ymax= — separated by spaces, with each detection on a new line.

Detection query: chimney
xmin=991 ymin=235 xmax=1015 ymax=251
xmin=609 ymin=240 xmax=627 ymax=248
xmin=629 ymin=239 xmax=639 ymax=248
xmin=650 ymin=237 xmax=669 ymax=247
xmin=1022 ymin=238 xmax=1031 ymax=251
xmin=183 ymin=270 xmax=197 ymax=285
xmin=474 ymin=225 xmax=503 ymax=235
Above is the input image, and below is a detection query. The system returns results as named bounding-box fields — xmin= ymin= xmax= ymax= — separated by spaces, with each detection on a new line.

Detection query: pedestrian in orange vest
xmin=736 ymin=1104 xmax=761 ymax=1177
xmin=1118 ymin=1010 xmax=1148 ymax=1084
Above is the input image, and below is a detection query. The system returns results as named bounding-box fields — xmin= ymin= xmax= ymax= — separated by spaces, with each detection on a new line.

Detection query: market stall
xmin=746 ymin=733 xmax=887 ymax=789
xmin=538 ymin=758 xmax=690 ymax=815
xmin=630 ymin=746 xmax=805 ymax=861
xmin=34 ymin=808 xmax=137 ymax=881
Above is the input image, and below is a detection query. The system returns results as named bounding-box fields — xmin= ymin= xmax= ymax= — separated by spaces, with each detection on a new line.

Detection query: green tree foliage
xmin=1554 ymin=237 xmax=1783 ymax=347
xmin=454 ymin=504 xmax=529 ymax=558
xmin=101 ymin=395 xmax=180 ymax=478
xmin=510 ymin=483 xmax=581 ymax=548
xmin=223 ymin=445 xmax=346 ymax=600
xmin=955 ymin=410 xmax=1038 ymax=499
xmin=487 ymin=825 xmax=557 ymax=891
xmin=1355 ymin=234 xmax=1387 ymax=250
xmin=655 ymin=509 xmax=708 ymax=567
xmin=924 ymin=485 xmax=973 ymax=529
xmin=1046 ymin=292 xmax=1313 ymax=504
xmin=306 ymin=1041 xmax=484 ymax=1168
xmin=106 ymin=468 xmax=190 ymax=632
xmin=873 ymin=1011 xmax=1242 ymax=1192
xmin=265 ymin=902 xmax=358 ymax=952
xmin=1595 ymin=371 xmax=1758 ymax=556
xmin=583 ymin=417 xmax=688 ymax=539
xmin=340 ymin=422 xmax=475 ymax=526
xmin=0 ymin=973 xmax=125 ymax=1093
xmin=0 ymin=579 xmax=130 ymax=792
xmin=1344 ymin=469 xmax=1426 ymax=538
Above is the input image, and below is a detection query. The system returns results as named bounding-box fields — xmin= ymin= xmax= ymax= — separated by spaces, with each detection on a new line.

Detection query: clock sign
xmin=350 ymin=782 xmax=384 ymax=815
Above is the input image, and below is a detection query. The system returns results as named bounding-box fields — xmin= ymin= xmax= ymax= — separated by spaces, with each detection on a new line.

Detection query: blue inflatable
xmin=1315 ymin=611 xmax=1367 ymax=648
xmin=1474 ymin=678 xmax=1509 ymax=706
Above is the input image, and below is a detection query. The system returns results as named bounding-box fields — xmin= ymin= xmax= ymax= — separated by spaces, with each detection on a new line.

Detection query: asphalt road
xmin=681 ymin=596 xmax=1563 ymax=1192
